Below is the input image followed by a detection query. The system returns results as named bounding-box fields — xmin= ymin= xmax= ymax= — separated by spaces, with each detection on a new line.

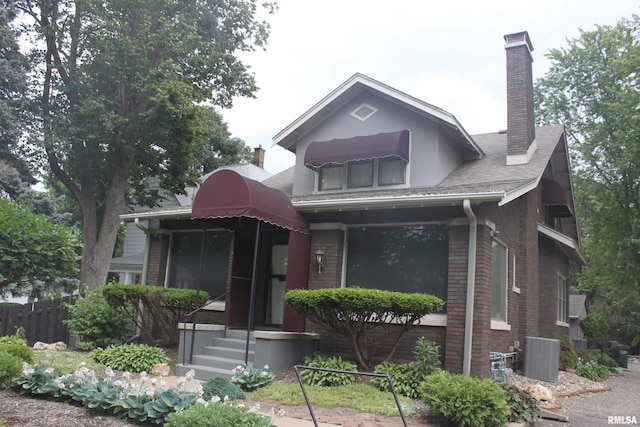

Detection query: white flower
xmin=105 ymin=367 xmax=114 ymax=378
xmin=177 ymin=376 xmax=187 ymax=387
xmin=185 ymin=369 xmax=195 ymax=381
xmin=263 ymin=365 xmax=269 ymax=370
xmin=146 ymin=389 xmax=155 ymax=399
xmin=210 ymin=395 xmax=221 ymax=403
xmin=150 ymin=378 xmax=157 ymax=386
xmin=122 ymin=371 xmax=132 ymax=379
xmin=44 ymin=367 xmax=55 ymax=376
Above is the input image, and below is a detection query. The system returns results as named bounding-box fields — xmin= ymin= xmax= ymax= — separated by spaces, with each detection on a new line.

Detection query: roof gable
xmin=273 ymin=73 xmax=483 ymax=159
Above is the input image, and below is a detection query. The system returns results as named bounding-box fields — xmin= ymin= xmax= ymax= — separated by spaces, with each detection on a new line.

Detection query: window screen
xmin=168 ymin=230 xmax=233 ymax=298
xmin=346 ymin=225 xmax=448 ymax=301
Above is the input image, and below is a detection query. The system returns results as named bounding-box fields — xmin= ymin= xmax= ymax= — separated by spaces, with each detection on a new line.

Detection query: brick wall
xmin=307 ymin=229 xmax=345 ymax=290
xmin=146 ymin=232 xmax=169 ymax=286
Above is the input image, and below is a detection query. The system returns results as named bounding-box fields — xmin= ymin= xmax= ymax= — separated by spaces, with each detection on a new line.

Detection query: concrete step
xmin=175 ymin=363 xmax=235 ymax=381
xmin=209 ymin=336 xmax=254 ymax=351
xmin=201 ymin=344 xmax=254 ymax=360
xmin=192 ymin=354 xmax=254 ymax=373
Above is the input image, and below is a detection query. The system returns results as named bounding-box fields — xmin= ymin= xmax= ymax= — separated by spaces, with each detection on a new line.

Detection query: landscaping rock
xmin=527 ymin=384 xmax=553 ymax=401
xmin=33 ymin=341 xmax=48 ymax=350
xmin=151 ymin=363 xmax=170 ymax=377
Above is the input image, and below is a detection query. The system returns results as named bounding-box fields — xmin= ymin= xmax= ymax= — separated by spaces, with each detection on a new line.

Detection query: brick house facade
xmin=123 ymin=31 xmax=584 ymax=378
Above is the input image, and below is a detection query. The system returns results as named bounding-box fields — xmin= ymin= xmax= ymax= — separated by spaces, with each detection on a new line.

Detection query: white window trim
xmin=314 ymin=158 xmax=409 ymax=193
xmin=511 ymin=253 xmax=520 ymax=294
xmin=350 ymin=103 xmax=378 ymax=121
xmin=557 ymin=272 xmax=568 ymax=324
xmin=491 ymin=320 xmax=512 ymax=331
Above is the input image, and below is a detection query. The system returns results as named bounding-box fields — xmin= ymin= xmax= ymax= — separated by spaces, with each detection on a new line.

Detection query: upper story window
xmin=305 ymin=130 xmax=410 ymax=192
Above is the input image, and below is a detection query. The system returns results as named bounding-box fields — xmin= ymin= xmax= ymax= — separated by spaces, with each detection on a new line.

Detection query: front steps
xmin=176 ymin=328 xmax=254 ymax=380
xmin=176 ymin=323 xmax=319 ymax=381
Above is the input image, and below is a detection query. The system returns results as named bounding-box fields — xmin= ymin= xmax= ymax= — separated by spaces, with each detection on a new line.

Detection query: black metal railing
xmin=181 ymin=291 xmax=227 ymax=365
xmin=293 ymin=365 xmax=409 ymax=427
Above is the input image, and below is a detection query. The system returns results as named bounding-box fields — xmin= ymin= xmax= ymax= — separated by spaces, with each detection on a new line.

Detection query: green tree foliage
xmin=580 ymin=313 xmax=611 ymax=362
xmin=0 ymin=4 xmax=32 ymax=190
xmin=11 ymin=0 xmax=275 ymax=289
xmin=0 ymin=198 xmax=80 ymax=297
xmin=534 ymin=15 xmax=640 ymax=346
xmin=285 ymin=287 xmax=444 ymax=370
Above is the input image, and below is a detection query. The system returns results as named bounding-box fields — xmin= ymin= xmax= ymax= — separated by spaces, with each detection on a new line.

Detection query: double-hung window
xmin=557 ymin=273 xmax=568 ymax=324
xmin=491 ymin=240 xmax=508 ymax=324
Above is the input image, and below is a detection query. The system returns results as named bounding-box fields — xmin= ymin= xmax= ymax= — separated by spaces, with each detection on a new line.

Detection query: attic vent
xmin=350 ymin=103 xmax=378 ymax=121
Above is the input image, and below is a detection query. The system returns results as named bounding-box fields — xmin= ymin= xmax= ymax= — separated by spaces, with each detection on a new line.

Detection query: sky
xmin=220 ymin=0 xmax=640 ymax=175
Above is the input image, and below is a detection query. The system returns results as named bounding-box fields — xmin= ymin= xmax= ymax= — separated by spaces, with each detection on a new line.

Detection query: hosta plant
xmin=231 ymin=364 xmax=275 ymax=391
xmin=90 ymin=343 xmax=170 ymax=373
xmin=300 ymin=354 xmax=357 ymax=387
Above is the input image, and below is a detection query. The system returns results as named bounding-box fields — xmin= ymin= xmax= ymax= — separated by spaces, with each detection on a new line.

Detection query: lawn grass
xmin=249 ymin=383 xmax=417 ymax=417
xmin=32 ymin=350 xmax=105 ymax=374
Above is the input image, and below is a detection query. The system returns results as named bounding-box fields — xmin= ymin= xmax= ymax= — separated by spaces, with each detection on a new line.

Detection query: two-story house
xmin=122 ymin=31 xmax=584 ymax=379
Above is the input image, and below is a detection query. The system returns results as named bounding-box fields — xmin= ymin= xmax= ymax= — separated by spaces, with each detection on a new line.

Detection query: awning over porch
xmin=191 ymin=169 xmax=308 ymax=234
xmin=304 ymin=129 xmax=410 ymax=170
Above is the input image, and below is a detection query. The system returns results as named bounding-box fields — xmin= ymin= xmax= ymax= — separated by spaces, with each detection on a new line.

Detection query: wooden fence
xmin=0 ymin=296 xmax=76 ymax=346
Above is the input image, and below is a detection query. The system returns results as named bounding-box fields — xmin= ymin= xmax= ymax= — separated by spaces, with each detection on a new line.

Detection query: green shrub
xmin=0 ymin=332 xmax=27 ymax=347
xmin=231 ymin=364 xmax=275 ymax=391
xmin=0 ymin=343 xmax=33 ymax=364
xmin=373 ymin=337 xmax=440 ymax=398
xmin=64 ymin=291 xmax=133 ymax=350
xmin=419 ymin=371 xmax=509 ymax=427
xmin=0 ymin=350 xmax=22 ymax=388
xmin=587 ymin=349 xmax=617 ymax=368
xmin=89 ymin=343 xmax=170 ymax=372
xmin=202 ymin=375 xmax=245 ymax=401
xmin=576 ymin=359 xmax=610 ymax=381
xmin=102 ymin=283 xmax=209 ymax=347
xmin=164 ymin=402 xmax=271 ymax=427
xmin=559 ymin=335 xmax=578 ymax=371
xmin=501 ymin=383 xmax=542 ymax=423
xmin=285 ymin=287 xmax=444 ymax=370
xmin=300 ymin=354 xmax=357 ymax=387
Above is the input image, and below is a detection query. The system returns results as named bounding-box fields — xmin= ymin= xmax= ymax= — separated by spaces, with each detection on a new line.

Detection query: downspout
xmin=134 ymin=218 xmax=150 ymax=284
xmin=462 ymin=199 xmax=477 ymax=376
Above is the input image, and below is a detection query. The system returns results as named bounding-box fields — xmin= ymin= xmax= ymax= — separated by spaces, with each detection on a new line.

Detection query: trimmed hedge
xmin=102 ymin=284 xmax=209 ymax=346
xmin=285 ymin=287 xmax=443 ymax=369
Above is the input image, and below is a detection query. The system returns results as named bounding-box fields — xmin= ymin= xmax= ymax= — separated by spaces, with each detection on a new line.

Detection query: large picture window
xmin=168 ymin=230 xmax=233 ymax=298
xmin=491 ymin=240 xmax=508 ymax=322
xmin=346 ymin=225 xmax=448 ymax=301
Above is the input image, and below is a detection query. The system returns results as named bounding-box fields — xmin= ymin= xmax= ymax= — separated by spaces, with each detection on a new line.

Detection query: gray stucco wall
xmin=291 ymin=91 xmax=464 ymax=196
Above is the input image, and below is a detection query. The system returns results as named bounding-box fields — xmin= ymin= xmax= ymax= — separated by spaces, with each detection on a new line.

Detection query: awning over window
xmin=304 ymin=130 xmax=410 ymax=170
xmin=542 ymin=178 xmax=573 ymax=217
xmin=191 ymin=170 xmax=308 ymax=234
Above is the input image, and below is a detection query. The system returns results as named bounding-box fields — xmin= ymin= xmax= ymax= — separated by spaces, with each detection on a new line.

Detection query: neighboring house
xmin=569 ymin=294 xmax=589 ymax=339
xmin=121 ymin=31 xmax=585 ymax=379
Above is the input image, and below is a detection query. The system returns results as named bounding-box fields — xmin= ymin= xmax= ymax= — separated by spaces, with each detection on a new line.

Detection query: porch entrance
xmin=226 ymin=226 xmax=290 ymax=330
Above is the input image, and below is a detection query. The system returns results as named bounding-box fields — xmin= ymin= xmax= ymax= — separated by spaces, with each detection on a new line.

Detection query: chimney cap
xmin=504 ymin=31 xmax=534 ymax=54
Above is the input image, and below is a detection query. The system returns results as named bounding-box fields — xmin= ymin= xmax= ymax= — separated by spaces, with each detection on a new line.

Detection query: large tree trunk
xmin=79 ymin=158 xmax=131 ymax=290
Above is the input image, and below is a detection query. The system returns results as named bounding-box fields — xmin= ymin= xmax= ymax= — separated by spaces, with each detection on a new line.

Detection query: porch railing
xmin=181 ymin=291 xmax=227 ymax=365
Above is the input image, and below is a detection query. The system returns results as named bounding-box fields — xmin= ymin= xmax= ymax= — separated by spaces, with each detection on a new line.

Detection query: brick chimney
xmin=504 ymin=31 xmax=536 ymax=165
xmin=253 ymin=145 xmax=265 ymax=169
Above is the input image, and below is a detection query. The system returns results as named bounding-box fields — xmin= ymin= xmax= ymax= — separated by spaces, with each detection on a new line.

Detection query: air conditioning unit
xmin=524 ymin=336 xmax=560 ymax=382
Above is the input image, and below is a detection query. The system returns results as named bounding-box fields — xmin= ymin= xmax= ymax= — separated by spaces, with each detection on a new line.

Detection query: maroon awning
xmin=304 ymin=130 xmax=410 ymax=170
xmin=191 ymin=169 xmax=308 ymax=234
xmin=542 ymin=178 xmax=573 ymax=217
